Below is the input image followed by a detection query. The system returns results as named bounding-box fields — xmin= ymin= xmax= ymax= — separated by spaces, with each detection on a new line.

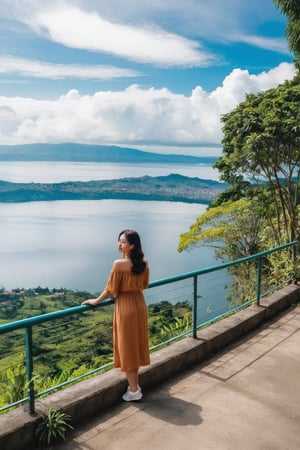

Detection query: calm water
xmin=0 ymin=162 xmax=228 ymax=303
xmin=0 ymin=199 xmax=217 ymax=292
xmin=0 ymin=161 xmax=234 ymax=320
xmin=0 ymin=161 xmax=219 ymax=183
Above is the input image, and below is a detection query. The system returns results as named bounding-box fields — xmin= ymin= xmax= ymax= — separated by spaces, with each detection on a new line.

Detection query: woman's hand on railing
xmin=81 ymin=299 xmax=99 ymax=307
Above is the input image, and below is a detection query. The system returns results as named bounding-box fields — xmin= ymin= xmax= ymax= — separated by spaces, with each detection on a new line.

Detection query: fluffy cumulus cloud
xmin=0 ymin=1 xmax=295 ymax=150
xmin=0 ymin=63 xmax=295 ymax=147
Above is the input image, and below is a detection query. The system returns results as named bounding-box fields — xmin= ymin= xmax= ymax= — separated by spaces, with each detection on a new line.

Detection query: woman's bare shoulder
xmin=112 ymin=259 xmax=131 ymax=271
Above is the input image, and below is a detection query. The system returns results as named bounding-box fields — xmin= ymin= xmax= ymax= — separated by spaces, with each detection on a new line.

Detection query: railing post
xmin=25 ymin=326 xmax=35 ymax=414
xmin=293 ymin=241 xmax=297 ymax=264
xmin=256 ymin=255 xmax=262 ymax=306
xmin=193 ymin=275 xmax=198 ymax=338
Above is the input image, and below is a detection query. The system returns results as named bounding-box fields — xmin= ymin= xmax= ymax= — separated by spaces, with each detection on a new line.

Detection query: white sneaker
xmin=122 ymin=386 xmax=143 ymax=402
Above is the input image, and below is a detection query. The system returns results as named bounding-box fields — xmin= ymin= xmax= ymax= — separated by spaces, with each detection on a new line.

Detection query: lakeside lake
xmin=0 ymin=161 xmax=233 ymax=322
xmin=0 ymin=199 xmax=216 ymax=292
xmin=0 ymin=161 xmax=219 ymax=183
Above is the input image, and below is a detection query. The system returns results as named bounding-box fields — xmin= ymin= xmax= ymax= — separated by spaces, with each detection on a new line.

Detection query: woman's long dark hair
xmin=118 ymin=229 xmax=146 ymax=275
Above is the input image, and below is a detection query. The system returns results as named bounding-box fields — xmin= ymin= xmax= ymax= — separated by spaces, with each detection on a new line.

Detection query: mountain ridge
xmin=0 ymin=143 xmax=218 ymax=164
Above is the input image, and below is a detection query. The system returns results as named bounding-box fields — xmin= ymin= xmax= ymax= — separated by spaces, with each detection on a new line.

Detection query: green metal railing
xmin=0 ymin=241 xmax=297 ymax=414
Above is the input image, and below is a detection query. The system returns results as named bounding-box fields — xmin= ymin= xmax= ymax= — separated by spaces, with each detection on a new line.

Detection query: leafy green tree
xmin=178 ymin=80 xmax=300 ymax=290
xmin=214 ymin=80 xmax=300 ymax=258
xmin=178 ymin=198 xmax=265 ymax=260
xmin=273 ymin=0 xmax=300 ymax=70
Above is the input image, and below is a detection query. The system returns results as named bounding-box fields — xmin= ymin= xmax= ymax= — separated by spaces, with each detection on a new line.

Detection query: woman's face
xmin=118 ymin=233 xmax=133 ymax=256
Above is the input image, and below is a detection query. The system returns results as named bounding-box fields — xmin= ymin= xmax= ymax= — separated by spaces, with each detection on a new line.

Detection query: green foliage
xmin=0 ymin=174 xmax=225 ymax=204
xmin=0 ymin=354 xmax=27 ymax=406
xmin=260 ymin=226 xmax=300 ymax=284
xmin=146 ymin=299 xmax=194 ymax=350
xmin=179 ymin=80 xmax=300 ymax=303
xmin=33 ymin=365 xmax=96 ymax=395
xmin=35 ymin=407 xmax=73 ymax=447
xmin=273 ymin=0 xmax=300 ymax=70
xmin=226 ymin=261 xmax=258 ymax=305
xmin=215 ymin=80 xmax=300 ymax=248
xmin=0 ymin=292 xmax=192 ymax=411
xmin=178 ymin=198 xmax=265 ymax=259
xmin=160 ymin=312 xmax=192 ymax=340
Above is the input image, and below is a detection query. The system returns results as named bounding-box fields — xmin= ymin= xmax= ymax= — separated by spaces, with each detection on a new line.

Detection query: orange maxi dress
xmin=105 ymin=265 xmax=150 ymax=372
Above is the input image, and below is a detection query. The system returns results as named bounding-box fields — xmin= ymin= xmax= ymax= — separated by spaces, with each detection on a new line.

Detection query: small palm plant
xmin=160 ymin=312 xmax=192 ymax=339
xmin=4 ymin=354 xmax=27 ymax=405
xmin=35 ymin=407 xmax=73 ymax=447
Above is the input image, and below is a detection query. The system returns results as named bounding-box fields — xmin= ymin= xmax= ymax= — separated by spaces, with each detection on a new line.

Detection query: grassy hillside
xmin=0 ymin=288 xmax=191 ymax=409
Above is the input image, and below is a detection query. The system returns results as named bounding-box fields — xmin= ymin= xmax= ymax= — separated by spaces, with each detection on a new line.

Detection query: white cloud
xmin=6 ymin=0 xmax=288 ymax=58
xmin=210 ymin=62 xmax=296 ymax=112
xmin=0 ymin=63 xmax=295 ymax=149
xmin=0 ymin=0 xmax=290 ymax=81
xmin=234 ymin=35 xmax=289 ymax=54
xmin=0 ymin=55 xmax=140 ymax=80
xmin=27 ymin=5 xmax=216 ymax=67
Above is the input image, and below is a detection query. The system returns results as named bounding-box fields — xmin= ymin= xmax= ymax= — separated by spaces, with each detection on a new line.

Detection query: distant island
xmin=0 ymin=174 xmax=227 ymax=204
xmin=0 ymin=143 xmax=218 ymax=164
xmin=0 ymin=143 xmax=224 ymax=203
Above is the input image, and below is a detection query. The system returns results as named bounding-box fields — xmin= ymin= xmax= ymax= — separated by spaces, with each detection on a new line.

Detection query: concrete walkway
xmin=56 ymin=306 xmax=300 ymax=450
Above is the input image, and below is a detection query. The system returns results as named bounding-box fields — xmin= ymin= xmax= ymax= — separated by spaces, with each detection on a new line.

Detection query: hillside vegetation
xmin=0 ymin=288 xmax=191 ymax=409
xmin=0 ymin=174 xmax=227 ymax=203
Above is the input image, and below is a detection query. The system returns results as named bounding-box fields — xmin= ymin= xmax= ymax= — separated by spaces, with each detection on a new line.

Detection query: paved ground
xmin=57 ymin=306 xmax=300 ymax=450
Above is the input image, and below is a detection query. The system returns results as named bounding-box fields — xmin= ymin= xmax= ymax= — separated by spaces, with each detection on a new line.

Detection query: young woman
xmin=82 ymin=229 xmax=150 ymax=401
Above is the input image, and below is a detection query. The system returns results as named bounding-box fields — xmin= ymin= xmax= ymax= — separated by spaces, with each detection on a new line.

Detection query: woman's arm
xmin=81 ymin=288 xmax=111 ymax=306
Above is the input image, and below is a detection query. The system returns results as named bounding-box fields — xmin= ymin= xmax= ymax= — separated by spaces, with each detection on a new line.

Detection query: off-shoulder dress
xmin=105 ymin=265 xmax=150 ymax=372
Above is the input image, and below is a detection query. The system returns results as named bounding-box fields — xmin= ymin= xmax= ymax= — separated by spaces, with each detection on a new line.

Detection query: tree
xmin=178 ymin=198 xmax=271 ymax=304
xmin=273 ymin=0 xmax=300 ymax=70
xmin=178 ymin=79 xmax=299 ymax=294
xmin=214 ymin=80 xmax=300 ymax=258
xmin=178 ymin=198 xmax=266 ymax=260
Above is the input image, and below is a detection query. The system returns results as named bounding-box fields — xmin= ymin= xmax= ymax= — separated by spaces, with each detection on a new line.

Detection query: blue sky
xmin=0 ymin=0 xmax=296 ymax=155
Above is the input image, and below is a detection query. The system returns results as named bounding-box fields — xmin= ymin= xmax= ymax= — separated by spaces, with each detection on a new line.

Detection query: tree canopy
xmin=215 ymin=80 xmax=300 ymax=248
xmin=273 ymin=0 xmax=300 ymax=70
xmin=178 ymin=80 xmax=300 ymax=271
xmin=178 ymin=2 xmax=300 ymax=292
